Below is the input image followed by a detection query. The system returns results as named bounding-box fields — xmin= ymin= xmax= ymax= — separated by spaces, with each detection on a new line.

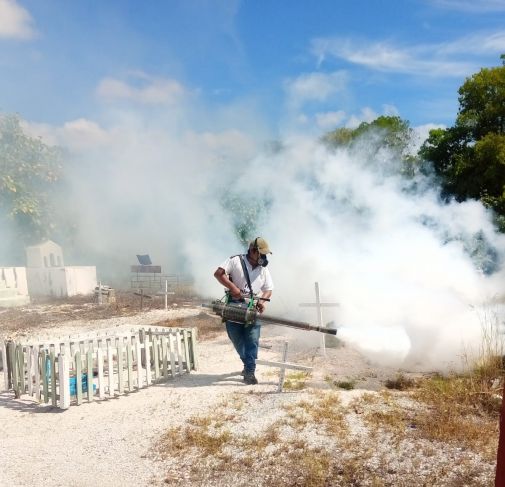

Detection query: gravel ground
xmin=0 ymin=306 xmax=498 ymax=486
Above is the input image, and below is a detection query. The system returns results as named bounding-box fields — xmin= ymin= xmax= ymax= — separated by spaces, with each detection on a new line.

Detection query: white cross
xmin=256 ymin=341 xmax=313 ymax=392
xmin=299 ymin=282 xmax=339 ymax=356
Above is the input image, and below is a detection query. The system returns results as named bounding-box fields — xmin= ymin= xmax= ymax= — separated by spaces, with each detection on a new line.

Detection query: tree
xmin=419 ymin=57 xmax=505 ymax=231
xmin=220 ymin=193 xmax=272 ymax=246
xmin=0 ymin=114 xmax=62 ymax=250
xmin=322 ymin=115 xmax=418 ymax=177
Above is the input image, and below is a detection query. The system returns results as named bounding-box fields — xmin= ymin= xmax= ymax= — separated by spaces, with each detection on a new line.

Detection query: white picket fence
xmin=1 ymin=326 xmax=198 ymax=410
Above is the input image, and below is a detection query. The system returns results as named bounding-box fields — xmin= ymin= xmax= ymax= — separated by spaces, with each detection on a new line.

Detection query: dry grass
xmin=153 ymin=308 xmax=503 ymax=486
xmin=283 ymin=371 xmax=310 ymax=391
xmin=335 ymin=380 xmax=355 ymax=390
xmin=282 ymin=391 xmax=348 ymax=437
xmin=0 ymin=290 xmax=204 ymax=335
xmin=384 ymin=373 xmax=415 ymax=391
xmin=353 ymin=365 xmax=501 ymax=463
xmin=158 ymin=312 xmax=224 ymax=340
xmin=155 ymin=390 xmax=352 ymax=486
xmin=154 ymin=383 xmax=498 ymax=486
xmin=324 ymin=374 xmax=357 ymax=390
xmin=411 ymin=373 xmax=500 ymax=461
xmin=405 ymin=311 xmax=503 ymax=462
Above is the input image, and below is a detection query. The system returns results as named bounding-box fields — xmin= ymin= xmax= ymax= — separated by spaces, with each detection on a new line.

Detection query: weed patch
xmin=283 ymin=371 xmax=310 ymax=391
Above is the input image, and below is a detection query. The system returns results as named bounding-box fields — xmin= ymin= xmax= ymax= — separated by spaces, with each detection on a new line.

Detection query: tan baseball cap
xmin=251 ymin=237 xmax=272 ymax=254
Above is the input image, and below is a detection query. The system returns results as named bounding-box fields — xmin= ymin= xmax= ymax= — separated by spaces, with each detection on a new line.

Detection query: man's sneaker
xmin=243 ymin=372 xmax=258 ymax=385
xmin=240 ymin=368 xmax=246 ymax=376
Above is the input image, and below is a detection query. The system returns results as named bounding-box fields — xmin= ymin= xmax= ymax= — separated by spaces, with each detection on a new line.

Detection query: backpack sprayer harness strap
xmin=238 ymin=254 xmax=254 ymax=302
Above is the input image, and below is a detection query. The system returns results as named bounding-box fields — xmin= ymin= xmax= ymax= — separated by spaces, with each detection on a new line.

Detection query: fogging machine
xmin=202 ymin=294 xmax=337 ymax=335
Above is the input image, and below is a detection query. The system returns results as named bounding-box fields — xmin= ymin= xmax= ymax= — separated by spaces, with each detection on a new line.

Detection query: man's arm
xmin=213 ymin=267 xmax=242 ymax=299
xmin=256 ymin=290 xmax=272 ymax=313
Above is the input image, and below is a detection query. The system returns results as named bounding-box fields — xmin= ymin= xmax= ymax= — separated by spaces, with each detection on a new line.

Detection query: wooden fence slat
xmin=183 ymin=329 xmax=190 ymax=373
xmin=176 ymin=332 xmax=184 ymax=375
xmin=59 ymin=354 xmax=70 ymax=409
xmin=19 ymin=345 xmax=26 ymax=395
xmin=145 ymin=334 xmax=152 ymax=386
xmin=190 ymin=328 xmax=199 ymax=371
xmin=153 ymin=335 xmax=160 ymax=380
xmin=97 ymin=348 xmax=104 ymax=399
xmin=161 ymin=336 xmax=168 ymax=380
xmin=10 ymin=344 xmax=19 ymax=398
xmin=135 ymin=337 xmax=142 ymax=389
xmin=117 ymin=339 xmax=124 ymax=394
xmin=27 ymin=346 xmax=33 ymax=396
xmin=2 ymin=341 xmax=8 ymax=391
xmin=50 ymin=350 xmax=57 ymax=407
xmin=87 ymin=349 xmax=93 ymax=402
xmin=127 ymin=342 xmax=133 ymax=392
xmin=6 ymin=342 xmax=14 ymax=390
xmin=107 ymin=340 xmax=114 ymax=397
xmin=33 ymin=347 xmax=40 ymax=400
xmin=169 ymin=334 xmax=176 ymax=378
xmin=139 ymin=328 xmax=146 ymax=369
xmin=40 ymin=350 xmax=48 ymax=403
xmin=75 ymin=350 xmax=83 ymax=405
xmin=0 ymin=342 xmax=4 ymax=384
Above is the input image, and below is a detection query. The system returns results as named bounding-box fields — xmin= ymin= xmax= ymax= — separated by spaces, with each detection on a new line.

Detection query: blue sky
xmin=1 ymin=0 xmax=505 ymax=139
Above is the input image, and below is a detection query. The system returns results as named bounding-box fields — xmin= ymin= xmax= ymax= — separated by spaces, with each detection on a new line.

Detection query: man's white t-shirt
xmin=219 ymin=255 xmax=274 ymax=296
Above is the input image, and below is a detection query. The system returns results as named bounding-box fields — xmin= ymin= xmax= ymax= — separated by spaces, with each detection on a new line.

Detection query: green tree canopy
xmin=322 ymin=115 xmax=418 ymax=176
xmin=419 ymin=56 xmax=505 ymax=231
xmin=0 ymin=114 xmax=62 ymax=246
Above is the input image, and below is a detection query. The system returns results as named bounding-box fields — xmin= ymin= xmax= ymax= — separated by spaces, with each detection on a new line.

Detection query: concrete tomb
xmin=0 ymin=267 xmax=30 ymax=308
xmin=25 ymin=240 xmax=97 ymax=298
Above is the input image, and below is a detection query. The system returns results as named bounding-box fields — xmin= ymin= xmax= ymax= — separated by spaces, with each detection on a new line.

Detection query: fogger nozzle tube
xmin=202 ymin=301 xmax=337 ymax=336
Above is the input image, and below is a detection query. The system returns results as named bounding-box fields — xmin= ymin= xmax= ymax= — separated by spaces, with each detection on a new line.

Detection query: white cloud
xmin=96 ymin=73 xmax=187 ymax=105
xmin=315 ymin=110 xmax=346 ymax=129
xmin=312 ymin=37 xmax=477 ymax=77
xmin=21 ymin=118 xmax=111 ymax=151
xmin=284 ymin=71 xmax=348 ymax=108
xmin=438 ymin=31 xmax=505 ymax=55
xmin=296 ymin=113 xmax=309 ymax=125
xmin=0 ymin=0 xmax=36 ymax=40
xmin=429 ymin=0 xmax=505 ymax=12
xmin=311 ymin=30 xmax=505 ymax=78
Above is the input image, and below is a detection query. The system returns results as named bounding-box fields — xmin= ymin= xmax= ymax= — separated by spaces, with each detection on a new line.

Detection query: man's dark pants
xmin=225 ymin=321 xmax=261 ymax=374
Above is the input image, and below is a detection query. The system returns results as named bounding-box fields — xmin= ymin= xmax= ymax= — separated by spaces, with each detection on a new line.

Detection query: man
xmin=213 ymin=237 xmax=274 ymax=385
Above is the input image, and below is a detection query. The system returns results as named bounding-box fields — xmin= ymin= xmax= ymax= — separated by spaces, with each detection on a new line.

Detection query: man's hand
xmin=214 ymin=268 xmax=242 ymax=300
xmin=256 ymin=291 xmax=272 ymax=314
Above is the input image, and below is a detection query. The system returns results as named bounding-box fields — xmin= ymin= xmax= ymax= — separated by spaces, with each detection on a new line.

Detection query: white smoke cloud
xmin=0 ymin=0 xmax=36 ymax=40
xmin=12 ymin=74 xmax=505 ymax=372
xmin=215 ymin=135 xmax=505 ymax=371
